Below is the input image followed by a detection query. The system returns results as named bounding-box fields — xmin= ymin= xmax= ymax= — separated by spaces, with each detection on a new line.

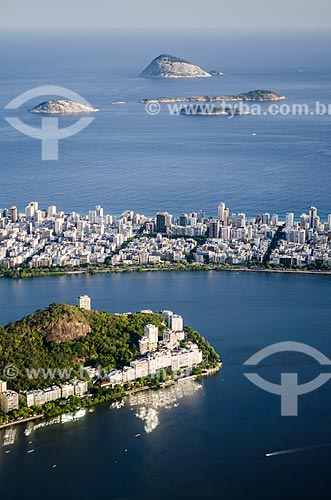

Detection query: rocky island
xmin=141 ymin=90 xmax=286 ymax=104
xmin=180 ymin=105 xmax=250 ymax=116
xmin=141 ymin=54 xmax=212 ymax=78
xmin=0 ymin=302 xmax=221 ymax=426
xmin=30 ymin=99 xmax=100 ymax=114
xmin=209 ymin=70 xmax=224 ymax=76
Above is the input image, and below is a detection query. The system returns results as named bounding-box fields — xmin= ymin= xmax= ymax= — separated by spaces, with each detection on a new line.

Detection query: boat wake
xmin=266 ymin=443 xmax=331 ymax=457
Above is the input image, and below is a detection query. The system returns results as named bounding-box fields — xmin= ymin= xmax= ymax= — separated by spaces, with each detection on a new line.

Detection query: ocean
xmin=0 ymin=30 xmax=330 ymax=218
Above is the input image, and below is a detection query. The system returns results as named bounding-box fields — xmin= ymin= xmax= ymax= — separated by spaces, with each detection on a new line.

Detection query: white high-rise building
xmin=25 ymin=203 xmax=35 ymax=220
xmin=54 ymin=218 xmax=64 ymax=235
xmin=237 ymin=213 xmax=246 ymax=228
xmin=144 ymin=324 xmax=158 ymax=344
xmin=48 ymin=205 xmax=57 ymax=217
xmin=78 ymin=295 xmax=91 ymax=310
xmin=170 ymin=314 xmax=184 ymax=332
xmin=218 ymin=202 xmax=225 ymax=222
xmin=34 ymin=210 xmax=42 ymax=223
xmin=300 ymin=213 xmax=309 ymax=229
xmin=162 ymin=310 xmax=174 ymax=327
xmin=96 ymin=205 xmax=104 ymax=218
xmin=285 ymin=212 xmax=294 ymax=228
xmin=89 ymin=210 xmax=97 ymax=224
xmin=262 ymin=213 xmax=270 ymax=225
xmin=309 ymin=206 xmax=317 ymax=228
xmin=298 ymin=229 xmax=306 ymax=244
xmin=139 ymin=324 xmax=159 ymax=354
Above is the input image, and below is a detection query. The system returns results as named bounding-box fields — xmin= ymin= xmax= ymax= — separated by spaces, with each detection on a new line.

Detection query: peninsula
xmin=0 ymin=302 xmax=221 ymax=426
xmin=141 ymin=54 xmax=212 ymax=78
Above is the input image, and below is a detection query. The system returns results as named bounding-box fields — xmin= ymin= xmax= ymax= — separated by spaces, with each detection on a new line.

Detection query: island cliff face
xmin=141 ymin=54 xmax=212 ymax=78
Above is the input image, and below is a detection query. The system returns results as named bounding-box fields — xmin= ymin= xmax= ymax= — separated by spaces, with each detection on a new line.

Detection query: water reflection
xmin=22 ymin=408 xmax=88 ymax=439
xmin=2 ymin=427 xmax=17 ymax=447
xmin=128 ymin=380 xmax=202 ymax=433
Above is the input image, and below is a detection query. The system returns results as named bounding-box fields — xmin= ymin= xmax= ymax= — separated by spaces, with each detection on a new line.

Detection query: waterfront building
xmin=32 ymin=390 xmax=46 ymax=407
xmin=61 ymin=383 xmax=75 ymax=399
xmin=0 ymin=390 xmax=19 ymax=414
xmin=148 ymin=350 xmax=172 ymax=373
xmin=122 ymin=366 xmax=136 ymax=383
xmin=107 ymin=370 xmax=123 ymax=387
xmin=171 ymin=347 xmax=203 ymax=372
xmin=74 ymin=380 xmax=88 ymax=396
xmin=130 ymin=358 xmax=149 ymax=379
xmin=23 ymin=381 xmax=87 ymax=407
xmin=44 ymin=386 xmax=62 ymax=402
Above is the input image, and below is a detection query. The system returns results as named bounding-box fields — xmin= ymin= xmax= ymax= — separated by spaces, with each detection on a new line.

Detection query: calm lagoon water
xmin=0 ymin=271 xmax=331 ymax=500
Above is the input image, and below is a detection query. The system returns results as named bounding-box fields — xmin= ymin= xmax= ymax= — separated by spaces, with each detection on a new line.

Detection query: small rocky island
xmin=30 ymin=99 xmax=100 ymax=114
xmin=180 ymin=105 xmax=250 ymax=116
xmin=141 ymin=54 xmax=212 ymax=78
xmin=142 ymin=90 xmax=286 ymax=104
xmin=209 ymin=70 xmax=224 ymax=76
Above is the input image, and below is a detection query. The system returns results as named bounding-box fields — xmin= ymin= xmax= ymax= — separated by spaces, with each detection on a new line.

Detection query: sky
xmin=1 ymin=0 xmax=331 ymax=30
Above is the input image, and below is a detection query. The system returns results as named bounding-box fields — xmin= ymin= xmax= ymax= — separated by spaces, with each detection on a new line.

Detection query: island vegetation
xmin=142 ymin=90 xmax=286 ymax=104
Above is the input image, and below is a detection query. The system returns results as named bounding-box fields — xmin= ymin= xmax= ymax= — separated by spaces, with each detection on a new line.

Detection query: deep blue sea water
xmin=0 ymin=30 xmax=331 ymax=500
xmin=0 ymin=30 xmax=330 ymax=218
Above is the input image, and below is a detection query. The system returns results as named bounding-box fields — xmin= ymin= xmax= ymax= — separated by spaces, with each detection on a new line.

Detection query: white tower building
xmin=78 ymin=295 xmax=91 ymax=310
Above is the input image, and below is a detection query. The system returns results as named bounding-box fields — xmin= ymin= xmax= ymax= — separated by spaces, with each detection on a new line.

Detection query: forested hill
xmin=0 ymin=304 xmax=220 ymax=392
xmin=0 ymin=304 xmax=166 ymax=391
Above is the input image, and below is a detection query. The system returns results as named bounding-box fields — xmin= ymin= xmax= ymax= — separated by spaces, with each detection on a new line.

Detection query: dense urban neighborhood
xmin=0 ymin=201 xmax=331 ymax=274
